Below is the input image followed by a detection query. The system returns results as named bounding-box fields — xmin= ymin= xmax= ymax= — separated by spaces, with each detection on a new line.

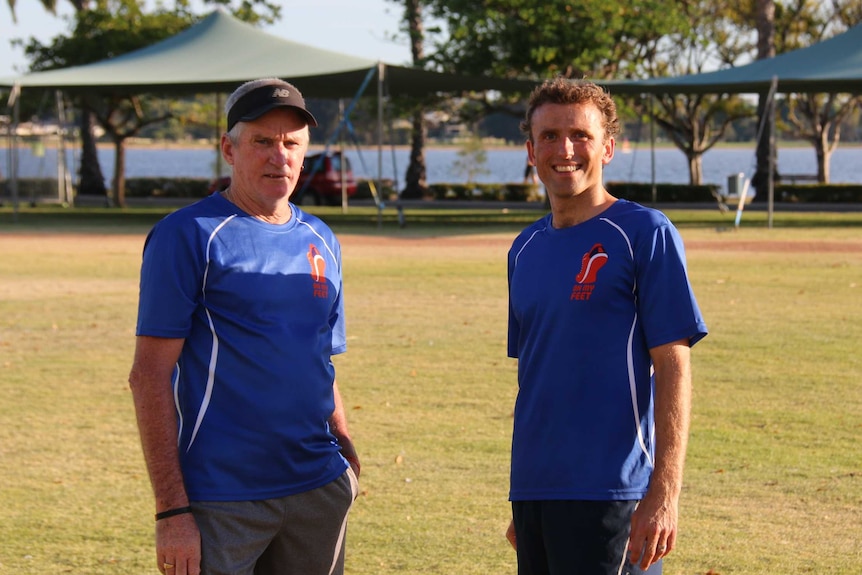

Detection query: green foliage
xmin=423 ymin=0 xmax=688 ymax=81
xmin=776 ymin=183 xmax=862 ymax=203
xmin=23 ymin=0 xmax=195 ymax=71
xmin=122 ymin=177 xmax=211 ymax=198
xmin=9 ymin=178 xmax=862 ymax=206
xmin=451 ymin=135 xmax=490 ymax=184
xmin=201 ymin=0 xmax=281 ymax=25
xmin=426 ymin=183 xmax=533 ymax=202
xmin=606 ymin=181 xmax=721 ymax=203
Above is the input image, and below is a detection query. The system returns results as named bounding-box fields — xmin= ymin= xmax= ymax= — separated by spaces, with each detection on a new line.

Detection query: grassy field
xmin=0 ymin=205 xmax=860 ymax=574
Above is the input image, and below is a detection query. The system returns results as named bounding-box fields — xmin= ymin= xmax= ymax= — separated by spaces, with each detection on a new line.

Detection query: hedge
xmin=605 ymin=182 xmax=719 ymax=203
xmin=4 ymin=178 xmax=862 ymax=205
xmin=775 ymin=183 xmax=862 ymax=203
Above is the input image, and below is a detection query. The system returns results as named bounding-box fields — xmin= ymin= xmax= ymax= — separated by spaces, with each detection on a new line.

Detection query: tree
xmin=784 ymin=92 xmax=861 ymax=182
xmin=4 ymin=0 xmax=58 ymax=23
xmin=6 ymin=0 xmax=107 ymax=197
xmin=24 ymin=0 xmax=194 ymax=206
xmin=416 ymin=0 xmax=751 ymax=186
xmin=652 ymin=95 xmax=752 ymax=184
xmin=422 ymin=0 xmax=684 ymax=81
xmin=21 ymin=0 xmax=280 ymax=205
xmin=751 ymin=0 xmax=777 ymax=197
xmin=394 ymin=0 xmax=429 ymax=199
xmin=773 ymin=0 xmax=862 ymax=183
xmin=644 ymin=2 xmax=755 ymax=185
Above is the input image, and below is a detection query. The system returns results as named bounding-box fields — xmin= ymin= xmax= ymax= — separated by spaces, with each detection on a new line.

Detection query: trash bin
xmin=727 ymin=173 xmax=745 ymax=197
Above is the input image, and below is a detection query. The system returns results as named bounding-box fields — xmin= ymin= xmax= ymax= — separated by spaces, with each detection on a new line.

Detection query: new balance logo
xmin=272 ymin=88 xmax=291 ymax=98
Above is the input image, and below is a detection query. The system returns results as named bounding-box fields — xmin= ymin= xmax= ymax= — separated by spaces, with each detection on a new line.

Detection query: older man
xmin=129 ymin=78 xmax=359 ymax=575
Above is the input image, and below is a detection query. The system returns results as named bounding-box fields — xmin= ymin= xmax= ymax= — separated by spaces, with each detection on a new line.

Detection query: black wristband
xmin=154 ymin=506 xmax=193 ymax=521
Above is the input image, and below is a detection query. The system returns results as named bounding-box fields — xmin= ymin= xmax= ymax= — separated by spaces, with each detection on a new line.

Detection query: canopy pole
xmin=215 ymin=93 xmax=223 ymax=179
xmin=7 ymin=84 xmax=21 ymax=222
xmin=649 ymin=94 xmax=657 ymax=205
xmin=767 ymin=76 xmax=777 ymax=229
xmin=377 ymin=61 xmax=385 ymax=229
xmin=339 ymin=99 xmax=348 ymax=214
xmin=55 ymin=90 xmax=73 ymax=206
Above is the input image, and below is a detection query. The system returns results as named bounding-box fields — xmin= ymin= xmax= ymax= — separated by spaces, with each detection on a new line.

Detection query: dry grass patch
xmin=0 ymin=224 xmax=860 ymax=574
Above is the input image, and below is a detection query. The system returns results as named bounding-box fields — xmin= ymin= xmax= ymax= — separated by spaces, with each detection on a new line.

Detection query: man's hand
xmin=505 ymin=519 xmax=517 ymax=550
xmin=156 ymin=512 xmax=201 ymax=575
xmin=627 ymin=491 xmax=677 ymax=570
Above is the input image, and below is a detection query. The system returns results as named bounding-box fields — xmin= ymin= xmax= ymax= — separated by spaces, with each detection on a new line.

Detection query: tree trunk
xmin=77 ymin=106 xmax=107 ymax=199
xmin=753 ymin=0 xmax=776 ymax=201
xmin=403 ymin=109 xmax=427 ymax=198
xmin=401 ymin=0 xmax=428 ymax=199
xmin=815 ymin=131 xmax=830 ymax=183
xmin=687 ymin=153 xmax=703 ymax=186
xmin=112 ymin=139 xmax=127 ymax=208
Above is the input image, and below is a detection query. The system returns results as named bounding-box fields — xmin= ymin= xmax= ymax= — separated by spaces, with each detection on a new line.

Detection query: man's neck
xmin=550 ymin=189 xmax=616 ymax=229
xmin=223 ymin=187 xmax=292 ymax=225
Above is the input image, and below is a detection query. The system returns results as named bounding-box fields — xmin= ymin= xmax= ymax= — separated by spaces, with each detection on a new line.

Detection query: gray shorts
xmin=191 ymin=468 xmax=358 ymax=575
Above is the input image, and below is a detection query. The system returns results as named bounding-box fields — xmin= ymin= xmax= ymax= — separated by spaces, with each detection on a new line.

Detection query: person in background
xmin=522 ymin=156 xmax=539 ymax=185
xmin=129 ymin=77 xmax=359 ymax=575
xmin=504 ymin=77 xmax=707 ymax=575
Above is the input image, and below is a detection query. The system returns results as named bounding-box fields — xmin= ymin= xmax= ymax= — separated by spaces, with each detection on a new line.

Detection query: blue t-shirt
xmin=136 ymin=193 xmax=348 ymax=501
xmin=507 ymin=200 xmax=707 ymax=501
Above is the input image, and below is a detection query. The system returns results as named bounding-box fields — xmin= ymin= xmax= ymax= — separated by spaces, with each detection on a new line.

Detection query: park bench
xmin=778 ymin=173 xmax=819 ymax=184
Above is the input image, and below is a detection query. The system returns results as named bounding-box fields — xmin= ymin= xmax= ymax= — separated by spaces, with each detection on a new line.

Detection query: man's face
xmin=221 ymin=108 xmax=310 ymax=201
xmin=526 ymin=102 xmax=615 ymax=200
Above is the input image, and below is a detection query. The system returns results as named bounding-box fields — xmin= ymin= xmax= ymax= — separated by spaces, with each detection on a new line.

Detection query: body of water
xmin=2 ymin=143 xmax=860 ymax=193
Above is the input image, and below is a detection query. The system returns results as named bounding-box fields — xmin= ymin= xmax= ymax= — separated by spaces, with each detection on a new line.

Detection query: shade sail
xmin=0 ymin=9 xmax=538 ymax=98
xmin=616 ymin=22 xmax=862 ymax=95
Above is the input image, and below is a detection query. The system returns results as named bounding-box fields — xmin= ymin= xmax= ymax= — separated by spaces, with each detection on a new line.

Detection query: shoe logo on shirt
xmin=307 ymin=244 xmax=328 ymax=298
xmin=571 ymin=243 xmax=608 ymax=301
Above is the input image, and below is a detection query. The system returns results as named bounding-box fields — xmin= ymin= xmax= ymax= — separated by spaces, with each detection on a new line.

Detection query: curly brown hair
xmin=520 ymin=77 xmax=621 ymax=143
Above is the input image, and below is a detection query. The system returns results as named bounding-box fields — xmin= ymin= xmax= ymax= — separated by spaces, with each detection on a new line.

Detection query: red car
xmin=209 ymin=151 xmax=358 ymax=206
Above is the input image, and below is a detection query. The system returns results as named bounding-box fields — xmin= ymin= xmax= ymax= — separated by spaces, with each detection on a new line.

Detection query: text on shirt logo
xmin=306 ymin=244 xmax=328 ymax=298
xmin=571 ymin=243 xmax=608 ymax=301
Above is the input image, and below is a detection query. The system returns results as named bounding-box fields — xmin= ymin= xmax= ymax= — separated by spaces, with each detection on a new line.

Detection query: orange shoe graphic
xmin=307 ymin=245 xmax=326 ymax=282
xmin=575 ymin=243 xmax=608 ymax=284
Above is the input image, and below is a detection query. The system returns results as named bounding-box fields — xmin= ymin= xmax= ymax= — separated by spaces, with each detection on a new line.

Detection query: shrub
xmin=776 ymin=184 xmax=862 ymax=203
xmin=124 ymin=178 xmax=210 ymax=198
xmin=426 ymin=183 xmax=537 ymax=202
xmin=606 ymin=182 xmax=720 ymax=203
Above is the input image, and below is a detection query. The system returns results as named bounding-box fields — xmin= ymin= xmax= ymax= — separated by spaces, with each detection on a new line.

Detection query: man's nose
xmin=560 ymin=137 xmax=575 ymax=158
xmin=270 ymin=143 xmax=291 ymax=165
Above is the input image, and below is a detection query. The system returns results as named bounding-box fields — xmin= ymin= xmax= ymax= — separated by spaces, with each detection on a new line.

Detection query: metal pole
xmin=767 ymin=76 xmax=777 ymax=230
xmin=339 ymin=99 xmax=347 ymax=213
xmin=9 ymin=84 xmax=21 ymax=222
xmin=215 ymin=93 xmax=223 ymax=179
xmin=55 ymin=90 xmax=73 ymax=206
xmin=650 ymin=94 xmax=657 ymax=206
xmin=377 ymin=61 xmax=385 ymax=229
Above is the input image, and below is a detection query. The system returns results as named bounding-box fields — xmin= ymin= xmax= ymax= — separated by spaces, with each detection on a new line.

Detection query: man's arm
xmin=628 ymin=339 xmax=692 ymax=570
xmin=329 ymin=379 xmax=360 ymax=477
xmin=129 ymin=335 xmax=200 ymax=575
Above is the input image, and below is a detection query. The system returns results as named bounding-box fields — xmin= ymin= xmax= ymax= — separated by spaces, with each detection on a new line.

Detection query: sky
xmin=0 ymin=0 xmax=415 ymax=78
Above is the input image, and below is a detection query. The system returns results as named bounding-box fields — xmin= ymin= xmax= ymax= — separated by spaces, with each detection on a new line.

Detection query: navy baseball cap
xmin=226 ymin=79 xmax=318 ymax=131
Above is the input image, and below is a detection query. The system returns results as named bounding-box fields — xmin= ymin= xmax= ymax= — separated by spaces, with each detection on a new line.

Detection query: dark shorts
xmin=191 ymin=468 xmax=358 ymax=575
xmin=512 ymin=500 xmax=662 ymax=575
